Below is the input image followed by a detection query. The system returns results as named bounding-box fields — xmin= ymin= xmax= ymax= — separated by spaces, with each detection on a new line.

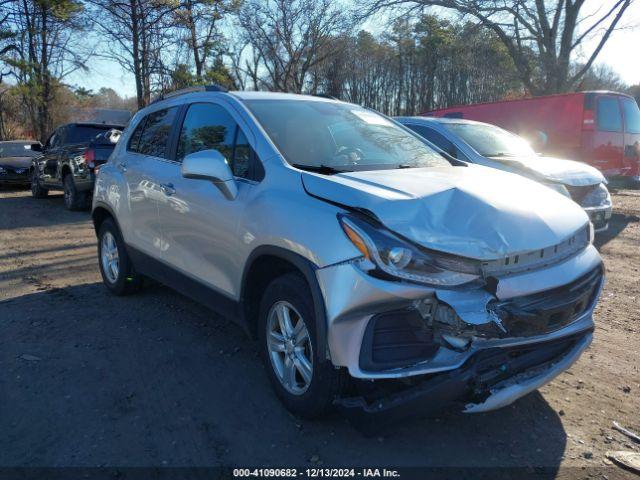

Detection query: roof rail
xmin=152 ymin=84 xmax=229 ymax=104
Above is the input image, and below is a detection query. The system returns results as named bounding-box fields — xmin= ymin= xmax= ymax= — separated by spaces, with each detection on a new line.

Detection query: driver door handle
xmin=117 ymin=163 xmax=127 ymax=173
xmin=160 ymin=183 xmax=176 ymax=196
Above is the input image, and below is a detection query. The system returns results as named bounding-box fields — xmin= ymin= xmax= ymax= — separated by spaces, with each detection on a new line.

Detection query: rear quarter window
xmin=597 ymin=97 xmax=622 ymax=132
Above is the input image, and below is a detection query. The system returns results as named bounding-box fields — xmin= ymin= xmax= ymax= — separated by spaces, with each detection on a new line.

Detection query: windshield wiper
xmin=291 ymin=163 xmax=352 ymax=174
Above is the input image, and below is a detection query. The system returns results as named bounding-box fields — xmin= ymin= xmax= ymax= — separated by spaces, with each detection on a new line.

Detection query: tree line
xmin=0 ymin=0 xmax=637 ymax=141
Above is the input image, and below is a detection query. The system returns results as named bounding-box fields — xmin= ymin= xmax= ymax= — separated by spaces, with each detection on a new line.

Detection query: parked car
xmin=92 ymin=86 xmax=603 ymax=422
xmin=396 ymin=117 xmax=613 ymax=231
xmin=0 ymin=140 xmax=42 ymax=187
xmin=31 ymin=122 xmax=124 ymax=210
xmin=425 ymin=91 xmax=640 ymax=184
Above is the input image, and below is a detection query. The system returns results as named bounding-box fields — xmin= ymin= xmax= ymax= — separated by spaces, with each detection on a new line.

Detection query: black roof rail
xmin=152 ymin=84 xmax=229 ymax=104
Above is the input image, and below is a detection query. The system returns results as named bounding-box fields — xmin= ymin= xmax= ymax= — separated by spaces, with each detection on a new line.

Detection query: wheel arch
xmin=92 ymin=202 xmax=122 ymax=238
xmin=240 ymin=246 xmax=329 ymax=359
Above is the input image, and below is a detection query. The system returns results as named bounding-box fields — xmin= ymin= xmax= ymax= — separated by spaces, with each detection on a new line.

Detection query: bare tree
xmin=237 ymin=0 xmax=354 ymax=92
xmin=363 ymin=0 xmax=634 ymax=95
xmin=175 ymin=0 xmax=238 ymax=81
xmin=0 ymin=0 xmax=88 ymax=140
xmin=87 ymin=0 xmax=181 ymax=108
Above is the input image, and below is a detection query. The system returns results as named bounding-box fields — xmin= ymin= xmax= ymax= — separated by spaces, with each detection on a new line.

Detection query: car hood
xmin=489 ymin=155 xmax=605 ymax=187
xmin=0 ymin=156 xmax=33 ymax=168
xmin=302 ymin=165 xmax=589 ymax=260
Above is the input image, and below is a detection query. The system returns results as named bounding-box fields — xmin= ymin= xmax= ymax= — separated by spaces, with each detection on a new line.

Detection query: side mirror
xmin=30 ymin=143 xmax=42 ymax=152
xmin=181 ymin=149 xmax=238 ymax=200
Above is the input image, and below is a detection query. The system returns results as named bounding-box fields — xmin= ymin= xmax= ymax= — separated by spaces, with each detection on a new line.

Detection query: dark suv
xmin=31 ymin=122 xmax=124 ymax=210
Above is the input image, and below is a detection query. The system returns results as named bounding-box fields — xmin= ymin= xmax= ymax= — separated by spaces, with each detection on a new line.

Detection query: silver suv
xmin=92 ymin=86 xmax=603 ymax=421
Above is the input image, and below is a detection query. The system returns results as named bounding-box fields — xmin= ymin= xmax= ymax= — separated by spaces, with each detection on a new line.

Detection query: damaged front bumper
xmin=317 ymin=244 xmax=602 ymax=418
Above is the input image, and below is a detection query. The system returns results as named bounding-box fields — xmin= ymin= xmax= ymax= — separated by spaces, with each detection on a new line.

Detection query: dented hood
xmin=302 ymin=165 xmax=589 ymax=261
xmin=490 ymin=155 xmax=605 ymax=187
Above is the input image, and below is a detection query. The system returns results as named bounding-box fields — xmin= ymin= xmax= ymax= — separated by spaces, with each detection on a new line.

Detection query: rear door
xmin=40 ymin=127 xmax=64 ymax=186
xmin=591 ymin=94 xmax=624 ymax=176
xmin=121 ymin=107 xmax=180 ymax=258
xmin=620 ymin=96 xmax=640 ymax=179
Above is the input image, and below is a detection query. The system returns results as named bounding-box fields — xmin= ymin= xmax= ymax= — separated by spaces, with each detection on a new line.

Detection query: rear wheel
xmin=97 ymin=218 xmax=142 ymax=296
xmin=63 ymin=174 xmax=87 ymax=211
xmin=30 ymin=169 xmax=48 ymax=198
xmin=258 ymin=272 xmax=344 ymax=418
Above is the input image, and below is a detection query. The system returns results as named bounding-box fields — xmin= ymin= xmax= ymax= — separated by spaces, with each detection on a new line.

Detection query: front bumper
xmin=0 ymin=167 xmax=30 ymax=185
xmin=317 ymin=244 xmax=602 ymax=416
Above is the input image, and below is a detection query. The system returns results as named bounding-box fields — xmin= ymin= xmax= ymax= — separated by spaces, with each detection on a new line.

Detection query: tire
xmin=63 ymin=174 xmax=87 ymax=211
xmin=258 ymin=272 xmax=344 ymax=418
xmin=97 ymin=218 xmax=142 ymax=296
xmin=30 ymin=169 xmax=48 ymax=198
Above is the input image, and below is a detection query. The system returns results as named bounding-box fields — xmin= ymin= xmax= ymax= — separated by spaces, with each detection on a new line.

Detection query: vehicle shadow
xmin=0 ymin=189 xmax=90 ymax=230
xmin=0 ymin=282 xmax=568 ymax=471
xmin=595 ymin=212 xmax=639 ymax=250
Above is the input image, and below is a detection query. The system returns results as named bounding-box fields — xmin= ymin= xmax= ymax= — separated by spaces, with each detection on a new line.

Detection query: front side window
xmin=445 ymin=122 xmax=536 ymax=158
xmin=407 ymin=124 xmax=458 ymax=158
xmin=243 ymin=100 xmax=449 ymax=172
xmin=597 ymin=97 xmax=622 ymax=132
xmin=178 ymin=103 xmax=262 ymax=180
xmin=621 ymin=97 xmax=640 ymax=134
xmin=134 ymin=107 xmax=178 ymax=158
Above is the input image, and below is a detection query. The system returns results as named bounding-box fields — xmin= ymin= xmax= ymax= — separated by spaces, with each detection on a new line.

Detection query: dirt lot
xmin=1 ymin=187 xmax=638 ymax=476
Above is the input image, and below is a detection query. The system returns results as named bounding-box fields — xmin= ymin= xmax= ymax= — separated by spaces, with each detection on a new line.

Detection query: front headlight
xmin=0 ymin=166 xmax=6 ymax=174
xmin=581 ymin=183 xmax=612 ymax=208
xmin=338 ymin=214 xmax=481 ymax=287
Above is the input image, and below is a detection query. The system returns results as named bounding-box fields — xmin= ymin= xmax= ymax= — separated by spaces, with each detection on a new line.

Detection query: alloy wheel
xmin=266 ymin=301 xmax=313 ymax=395
xmin=100 ymin=231 xmax=120 ymax=284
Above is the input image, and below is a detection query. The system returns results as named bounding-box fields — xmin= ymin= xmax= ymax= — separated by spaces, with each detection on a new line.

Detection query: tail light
xmin=582 ymin=109 xmax=595 ymax=131
xmin=84 ymin=148 xmax=96 ymax=169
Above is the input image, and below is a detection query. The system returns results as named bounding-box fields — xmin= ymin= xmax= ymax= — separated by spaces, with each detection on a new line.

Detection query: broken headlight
xmin=580 ymin=183 xmax=612 ymax=209
xmin=338 ymin=213 xmax=482 ymax=287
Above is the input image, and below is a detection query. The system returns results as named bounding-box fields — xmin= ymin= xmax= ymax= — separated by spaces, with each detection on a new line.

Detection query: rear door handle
xmin=160 ymin=183 xmax=176 ymax=196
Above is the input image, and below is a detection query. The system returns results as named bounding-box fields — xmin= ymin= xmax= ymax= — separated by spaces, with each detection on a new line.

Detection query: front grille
xmin=360 ymin=308 xmax=439 ymax=371
xmin=480 ymin=225 xmax=591 ymax=277
xmin=491 ymin=266 xmax=602 ymax=337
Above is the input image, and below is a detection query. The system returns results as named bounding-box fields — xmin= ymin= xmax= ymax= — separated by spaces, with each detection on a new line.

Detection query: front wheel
xmin=30 ymin=169 xmax=48 ymax=198
xmin=97 ymin=218 xmax=142 ymax=296
xmin=258 ymin=273 xmax=344 ymax=418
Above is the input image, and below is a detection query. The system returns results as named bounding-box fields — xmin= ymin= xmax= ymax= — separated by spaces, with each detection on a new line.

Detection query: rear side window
xmin=130 ymin=107 xmax=178 ymax=158
xmin=597 ymin=97 xmax=622 ymax=132
xmin=177 ymin=103 xmax=264 ymax=181
xmin=621 ymin=98 xmax=640 ymax=134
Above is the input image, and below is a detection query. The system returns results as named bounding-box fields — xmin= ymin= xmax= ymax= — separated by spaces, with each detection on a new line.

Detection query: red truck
xmin=425 ymin=91 xmax=640 ymax=183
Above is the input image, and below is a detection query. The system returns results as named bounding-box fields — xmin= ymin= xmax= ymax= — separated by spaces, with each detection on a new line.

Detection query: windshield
xmin=446 ymin=123 xmax=536 ymax=158
xmin=244 ymin=100 xmax=449 ymax=171
xmin=0 ymin=142 xmax=39 ymax=158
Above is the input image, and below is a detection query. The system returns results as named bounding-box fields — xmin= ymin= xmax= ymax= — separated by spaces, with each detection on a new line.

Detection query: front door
xmin=591 ymin=95 xmax=625 ymax=176
xmin=40 ymin=128 xmax=64 ymax=186
xmin=154 ymin=101 xmax=261 ymax=299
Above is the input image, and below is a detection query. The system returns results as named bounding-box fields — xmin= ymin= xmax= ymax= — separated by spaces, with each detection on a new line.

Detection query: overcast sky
xmin=67 ymin=2 xmax=640 ymax=99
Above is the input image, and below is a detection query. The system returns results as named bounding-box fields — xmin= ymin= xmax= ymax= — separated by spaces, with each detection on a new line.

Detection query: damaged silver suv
xmin=92 ymin=86 xmax=603 ymax=421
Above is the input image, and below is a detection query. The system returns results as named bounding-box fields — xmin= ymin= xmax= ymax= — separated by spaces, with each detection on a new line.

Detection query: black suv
xmin=31 ymin=122 xmax=124 ymax=210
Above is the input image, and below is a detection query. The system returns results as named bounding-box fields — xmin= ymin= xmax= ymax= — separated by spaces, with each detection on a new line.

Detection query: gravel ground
xmin=0 ymin=187 xmax=638 ymax=476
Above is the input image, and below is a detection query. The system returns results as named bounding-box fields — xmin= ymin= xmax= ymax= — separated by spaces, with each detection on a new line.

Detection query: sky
xmin=66 ymin=1 xmax=640 ymax=99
